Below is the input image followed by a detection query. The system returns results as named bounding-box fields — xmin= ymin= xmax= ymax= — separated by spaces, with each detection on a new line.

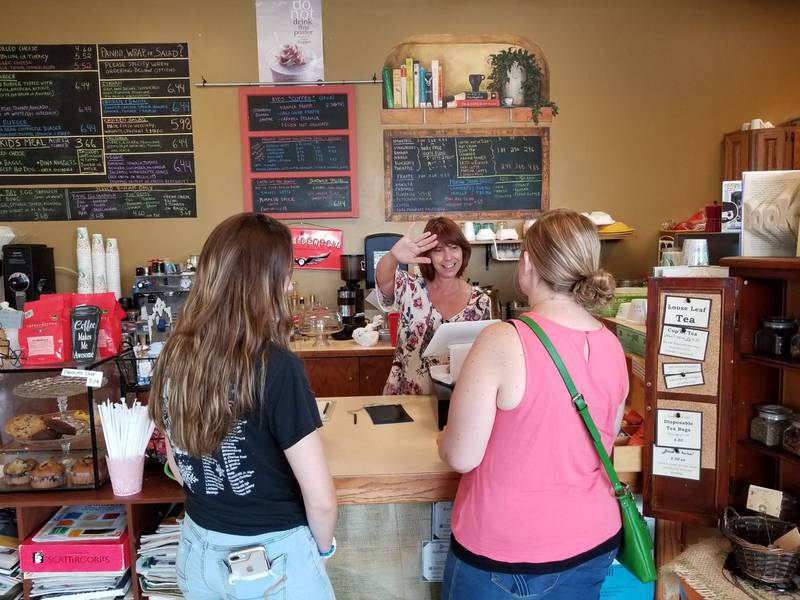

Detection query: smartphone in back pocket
xmin=227 ymin=545 xmax=271 ymax=581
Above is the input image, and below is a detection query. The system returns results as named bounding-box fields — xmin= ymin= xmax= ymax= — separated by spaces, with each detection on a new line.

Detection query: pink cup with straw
xmin=105 ymin=455 xmax=145 ymax=496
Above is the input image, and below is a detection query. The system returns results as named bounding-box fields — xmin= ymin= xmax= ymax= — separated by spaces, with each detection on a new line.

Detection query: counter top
xmin=290 ymin=337 xmax=395 ymax=358
xmin=320 ymin=395 xmax=458 ymax=504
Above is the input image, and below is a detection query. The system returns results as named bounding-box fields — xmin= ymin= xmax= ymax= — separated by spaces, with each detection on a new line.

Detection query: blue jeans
xmin=177 ymin=515 xmax=335 ymax=600
xmin=441 ymin=547 xmax=617 ymax=599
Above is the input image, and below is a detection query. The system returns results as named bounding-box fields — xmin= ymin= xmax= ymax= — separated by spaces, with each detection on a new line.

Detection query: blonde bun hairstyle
xmin=523 ymin=209 xmax=616 ymax=307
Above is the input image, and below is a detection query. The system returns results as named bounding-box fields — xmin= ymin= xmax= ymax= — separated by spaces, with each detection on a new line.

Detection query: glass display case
xmin=0 ymin=357 xmax=118 ymax=492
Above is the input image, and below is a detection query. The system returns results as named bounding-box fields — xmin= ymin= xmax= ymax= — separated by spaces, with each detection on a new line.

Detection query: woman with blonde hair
xmin=438 ymin=209 xmax=628 ymax=599
xmin=150 ymin=213 xmax=337 ymax=599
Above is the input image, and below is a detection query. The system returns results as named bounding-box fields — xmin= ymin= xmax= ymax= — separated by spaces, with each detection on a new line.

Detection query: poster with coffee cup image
xmin=71 ymin=305 xmax=102 ymax=365
xmin=256 ymin=0 xmax=324 ymax=83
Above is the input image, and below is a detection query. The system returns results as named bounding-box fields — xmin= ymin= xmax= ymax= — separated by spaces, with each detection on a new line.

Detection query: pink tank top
xmin=450 ymin=313 xmax=628 ymax=564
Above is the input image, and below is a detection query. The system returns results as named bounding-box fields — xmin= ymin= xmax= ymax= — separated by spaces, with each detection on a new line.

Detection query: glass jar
xmin=783 ymin=416 xmax=800 ymax=456
xmin=791 ymin=329 xmax=800 ymax=362
xmin=754 ymin=317 xmax=798 ymax=358
xmin=750 ymin=404 xmax=793 ymax=446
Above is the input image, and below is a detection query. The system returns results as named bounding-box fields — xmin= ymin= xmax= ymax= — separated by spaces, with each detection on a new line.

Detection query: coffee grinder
xmin=334 ymin=254 xmax=366 ymax=339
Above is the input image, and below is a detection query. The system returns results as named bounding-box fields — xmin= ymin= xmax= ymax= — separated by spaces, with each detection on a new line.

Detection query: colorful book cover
xmin=446 ymin=98 xmax=501 ymax=108
xmin=424 ymin=70 xmax=433 ymax=108
xmin=431 ymin=59 xmax=439 ymax=108
xmin=392 ymin=68 xmax=402 ymax=108
xmin=437 ymin=62 xmax=443 ymax=108
xmin=399 ymin=65 xmax=408 ymax=108
xmin=20 ymin=531 xmax=130 ymax=573
xmin=382 ymin=66 xmax=393 ymax=108
xmin=419 ymin=66 xmax=426 ymax=107
xmin=412 ymin=61 xmax=420 ymax=108
xmin=32 ymin=505 xmax=126 ymax=543
xmin=405 ymin=57 xmax=414 ymax=109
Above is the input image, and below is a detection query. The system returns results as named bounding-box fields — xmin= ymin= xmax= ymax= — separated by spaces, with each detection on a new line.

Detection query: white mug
xmin=462 ymin=221 xmax=475 ymax=241
xmin=628 ymin=299 xmax=648 ymax=324
xmin=682 ymin=239 xmax=709 ymax=267
xmin=750 ymin=118 xmax=765 ymax=130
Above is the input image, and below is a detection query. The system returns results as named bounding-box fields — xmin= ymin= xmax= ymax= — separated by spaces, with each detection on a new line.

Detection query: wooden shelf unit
xmin=381 ymin=106 xmax=553 ymax=126
xmin=739 ymin=439 xmax=800 ymax=467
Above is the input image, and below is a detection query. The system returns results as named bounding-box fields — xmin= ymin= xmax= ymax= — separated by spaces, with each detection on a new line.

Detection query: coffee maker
xmin=334 ymin=255 xmax=366 ymax=339
xmin=2 ymin=244 xmax=56 ymax=309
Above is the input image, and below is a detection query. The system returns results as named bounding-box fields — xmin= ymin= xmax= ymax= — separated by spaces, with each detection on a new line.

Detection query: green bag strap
xmin=518 ymin=315 xmax=626 ymax=497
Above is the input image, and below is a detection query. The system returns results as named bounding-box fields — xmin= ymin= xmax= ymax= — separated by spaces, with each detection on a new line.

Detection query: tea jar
xmin=750 ymin=404 xmax=793 ymax=446
xmin=783 ymin=415 xmax=800 ymax=457
xmin=791 ymin=329 xmax=800 ymax=361
xmin=754 ymin=317 xmax=798 ymax=358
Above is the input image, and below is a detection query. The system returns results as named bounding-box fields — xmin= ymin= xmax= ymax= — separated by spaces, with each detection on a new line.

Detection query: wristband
xmin=319 ymin=536 xmax=336 ymax=558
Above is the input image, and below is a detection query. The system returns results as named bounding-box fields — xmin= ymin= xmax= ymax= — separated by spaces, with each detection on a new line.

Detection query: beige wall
xmin=2 ymin=0 xmax=800 ymax=308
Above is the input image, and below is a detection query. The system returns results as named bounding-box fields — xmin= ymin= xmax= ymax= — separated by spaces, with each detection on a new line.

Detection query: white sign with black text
xmin=656 ymin=409 xmax=702 ymax=450
xmin=663 ymin=296 xmax=712 ymax=329
xmin=659 ymin=325 xmax=709 ymax=361
xmin=421 ymin=540 xmax=450 ymax=582
xmin=652 ymin=445 xmax=701 ymax=480
xmin=662 ymin=363 xmax=705 ymax=389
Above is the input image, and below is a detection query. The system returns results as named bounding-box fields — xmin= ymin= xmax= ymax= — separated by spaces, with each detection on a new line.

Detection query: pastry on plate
xmin=30 ymin=460 xmax=66 ymax=489
xmin=4 ymin=458 xmax=38 ymax=486
xmin=44 ymin=416 xmax=78 ymax=436
xmin=4 ymin=414 xmax=48 ymax=440
xmin=69 ymin=455 xmax=107 ymax=486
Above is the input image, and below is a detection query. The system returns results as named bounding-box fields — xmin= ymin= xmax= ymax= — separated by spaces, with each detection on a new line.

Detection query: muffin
xmin=4 ymin=458 xmax=38 ymax=486
xmin=69 ymin=455 xmax=107 ymax=486
xmin=30 ymin=460 xmax=66 ymax=489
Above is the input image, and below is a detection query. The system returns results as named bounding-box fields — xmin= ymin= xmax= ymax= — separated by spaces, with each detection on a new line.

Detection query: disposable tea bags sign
xmin=656 ymin=409 xmax=702 ymax=450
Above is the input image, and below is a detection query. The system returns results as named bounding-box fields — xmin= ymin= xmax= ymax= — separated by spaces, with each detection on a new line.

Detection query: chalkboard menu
xmin=384 ymin=128 xmax=549 ymax=221
xmin=240 ymin=86 xmax=358 ymax=218
xmin=0 ymin=43 xmax=196 ymax=221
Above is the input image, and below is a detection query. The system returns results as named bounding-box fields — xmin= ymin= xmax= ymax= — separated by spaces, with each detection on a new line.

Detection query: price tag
xmin=61 ymin=368 xmax=103 ymax=388
xmin=747 ymin=485 xmax=784 ymax=518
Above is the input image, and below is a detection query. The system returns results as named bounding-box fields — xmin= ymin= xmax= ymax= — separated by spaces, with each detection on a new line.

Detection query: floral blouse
xmin=378 ymin=269 xmax=491 ymax=395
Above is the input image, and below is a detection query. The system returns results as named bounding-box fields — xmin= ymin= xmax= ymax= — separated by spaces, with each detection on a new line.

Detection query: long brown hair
xmin=149 ymin=213 xmax=294 ymax=457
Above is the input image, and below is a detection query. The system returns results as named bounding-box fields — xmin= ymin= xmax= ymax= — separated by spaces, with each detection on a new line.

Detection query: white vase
xmin=503 ymin=62 xmax=526 ymax=107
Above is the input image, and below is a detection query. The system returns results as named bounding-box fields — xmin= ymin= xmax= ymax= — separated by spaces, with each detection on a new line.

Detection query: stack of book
xmin=382 ymin=58 xmax=444 ymax=108
xmin=0 ymin=509 xmax=21 ymax=600
xmin=19 ymin=505 xmax=131 ymax=600
xmin=443 ymin=90 xmax=500 ymax=108
xmin=135 ymin=505 xmax=182 ymax=600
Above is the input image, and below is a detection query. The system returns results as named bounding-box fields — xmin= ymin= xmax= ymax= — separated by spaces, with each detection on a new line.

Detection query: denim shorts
xmin=177 ymin=515 xmax=335 ymax=600
xmin=441 ymin=546 xmax=618 ymax=599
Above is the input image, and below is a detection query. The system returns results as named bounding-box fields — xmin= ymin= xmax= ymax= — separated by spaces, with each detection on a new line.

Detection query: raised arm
xmin=375 ymin=230 xmax=439 ymax=297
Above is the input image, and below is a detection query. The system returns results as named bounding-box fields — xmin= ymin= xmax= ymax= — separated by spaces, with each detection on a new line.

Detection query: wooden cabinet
xmin=722 ymin=127 xmax=800 ymax=181
xmin=358 ymin=356 xmax=394 ymax=396
xmin=644 ymin=258 xmax=800 ymax=527
xmin=303 ymin=357 xmax=359 ymax=397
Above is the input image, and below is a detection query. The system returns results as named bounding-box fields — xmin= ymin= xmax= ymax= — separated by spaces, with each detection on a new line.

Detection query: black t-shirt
xmin=166 ymin=343 xmax=322 ymax=535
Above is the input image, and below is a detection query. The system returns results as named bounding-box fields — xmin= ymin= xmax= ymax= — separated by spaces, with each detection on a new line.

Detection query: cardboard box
xmin=613 ymin=444 xmax=642 ymax=473
xmin=616 ymin=323 xmax=646 ymax=358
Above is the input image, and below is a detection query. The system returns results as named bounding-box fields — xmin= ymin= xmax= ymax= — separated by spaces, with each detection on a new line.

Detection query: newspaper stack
xmin=0 ymin=509 xmax=21 ymax=600
xmin=135 ymin=505 xmax=183 ymax=599
xmin=28 ymin=571 xmax=131 ymax=600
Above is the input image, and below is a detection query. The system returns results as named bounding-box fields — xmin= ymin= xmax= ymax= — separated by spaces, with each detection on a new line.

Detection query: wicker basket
xmin=720 ymin=506 xmax=800 ymax=584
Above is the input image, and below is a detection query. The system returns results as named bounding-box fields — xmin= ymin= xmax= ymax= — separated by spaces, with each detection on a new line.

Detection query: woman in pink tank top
xmin=438 ymin=209 xmax=629 ymax=600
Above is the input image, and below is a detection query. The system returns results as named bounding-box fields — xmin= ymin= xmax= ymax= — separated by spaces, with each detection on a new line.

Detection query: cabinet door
xmin=753 ymin=127 xmax=790 ymax=171
xmin=722 ymin=132 xmax=751 ymax=181
xmin=643 ymin=277 xmax=738 ymax=526
xmin=359 ymin=356 xmax=393 ymax=396
xmin=303 ymin=358 xmax=359 ymax=397
xmin=790 ymin=127 xmax=800 ymax=169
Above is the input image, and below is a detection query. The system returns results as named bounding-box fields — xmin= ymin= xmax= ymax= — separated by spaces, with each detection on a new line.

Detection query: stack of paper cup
xmin=91 ymin=233 xmax=107 ymax=293
xmin=105 ymin=238 xmax=122 ymax=299
xmin=76 ymin=227 xmax=93 ymax=293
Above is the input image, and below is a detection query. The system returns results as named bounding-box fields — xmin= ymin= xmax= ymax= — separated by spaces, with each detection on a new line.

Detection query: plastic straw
xmin=99 ymin=399 xmax=155 ymax=460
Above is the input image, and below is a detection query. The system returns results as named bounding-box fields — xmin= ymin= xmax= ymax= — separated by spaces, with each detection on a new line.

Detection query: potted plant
xmin=487 ymin=47 xmax=558 ymax=124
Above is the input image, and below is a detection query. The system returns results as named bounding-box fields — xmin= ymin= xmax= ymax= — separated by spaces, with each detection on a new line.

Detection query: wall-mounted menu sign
xmin=384 ymin=128 xmax=549 ymax=221
xmin=240 ymin=86 xmax=358 ymax=218
xmin=0 ymin=43 xmax=196 ymax=221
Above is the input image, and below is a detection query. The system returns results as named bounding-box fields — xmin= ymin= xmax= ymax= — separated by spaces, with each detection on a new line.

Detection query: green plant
xmin=487 ymin=47 xmax=558 ymax=124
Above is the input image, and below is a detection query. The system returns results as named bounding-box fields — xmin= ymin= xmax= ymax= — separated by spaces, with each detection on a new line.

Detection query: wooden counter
xmin=290 ymin=337 xmax=395 ymax=358
xmin=320 ymin=395 xmax=458 ymax=505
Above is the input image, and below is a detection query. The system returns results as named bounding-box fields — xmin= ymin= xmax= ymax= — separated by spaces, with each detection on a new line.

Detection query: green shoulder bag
xmin=519 ymin=315 xmax=657 ymax=583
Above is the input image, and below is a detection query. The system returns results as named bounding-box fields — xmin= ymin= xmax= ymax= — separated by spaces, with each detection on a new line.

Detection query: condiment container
xmin=750 ymin=404 xmax=793 ymax=446
xmin=754 ymin=317 xmax=798 ymax=358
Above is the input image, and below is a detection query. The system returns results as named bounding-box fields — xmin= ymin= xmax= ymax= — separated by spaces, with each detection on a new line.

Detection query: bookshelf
xmin=381 ymin=106 xmax=553 ymax=126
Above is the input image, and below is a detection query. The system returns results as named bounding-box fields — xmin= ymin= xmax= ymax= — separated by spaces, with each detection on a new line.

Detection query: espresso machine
xmin=334 ymin=255 xmax=366 ymax=339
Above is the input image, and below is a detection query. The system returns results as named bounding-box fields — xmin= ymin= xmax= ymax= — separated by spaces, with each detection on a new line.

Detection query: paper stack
xmin=135 ymin=505 xmax=183 ymax=599
xmin=28 ymin=572 xmax=131 ymax=600
xmin=0 ymin=509 xmax=21 ymax=600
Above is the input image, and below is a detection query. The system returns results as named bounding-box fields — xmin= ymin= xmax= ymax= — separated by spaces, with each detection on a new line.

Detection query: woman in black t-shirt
xmin=150 ymin=213 xmax=337 ymax=599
